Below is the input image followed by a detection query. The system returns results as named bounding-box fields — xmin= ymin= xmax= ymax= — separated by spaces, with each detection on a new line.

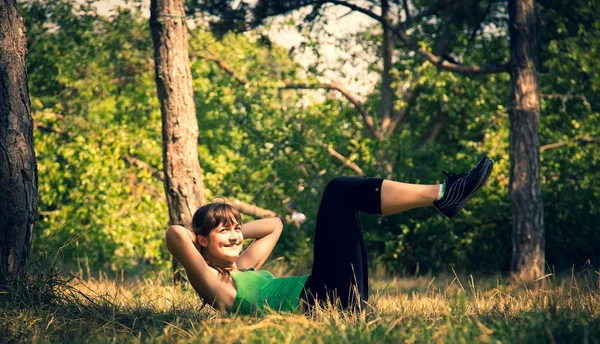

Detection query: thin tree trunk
xmin=150 ymin=0 xmax=205 ymax=280
xmin=375 ymin=0 xmax=396 ymax=178
xmin=508 ymin=0 xmax=544 ymax=282
xmin=0 ymin=0 xmax=38 ymax=280
xmin=379 ymin=0 xmax=394 ymax=133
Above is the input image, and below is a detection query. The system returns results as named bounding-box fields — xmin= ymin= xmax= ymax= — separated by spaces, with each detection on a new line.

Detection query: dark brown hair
xmin=191 ymin=202 xmax=243 ymax=275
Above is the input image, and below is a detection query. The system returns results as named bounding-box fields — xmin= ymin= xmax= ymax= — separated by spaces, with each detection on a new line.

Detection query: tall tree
xmin=150 ymin=0 xmax=205 ymax=276
xmin=0 ymin=0 xmax=38 ymax=279
xmin=508 ymin=0 xmax=544 ymax=281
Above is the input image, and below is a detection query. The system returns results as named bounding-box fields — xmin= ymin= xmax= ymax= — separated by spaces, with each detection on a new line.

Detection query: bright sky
xmin=95 ymin=1 xmax=379 ymax=98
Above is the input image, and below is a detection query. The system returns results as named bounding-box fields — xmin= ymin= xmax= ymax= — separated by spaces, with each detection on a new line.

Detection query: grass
xmin=1 ymin=258 xmax=599 ymax=343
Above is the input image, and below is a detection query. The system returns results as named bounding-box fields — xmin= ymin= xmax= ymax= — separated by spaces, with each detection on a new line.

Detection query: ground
xmin=1 ymin=262 xmax=599 ymax=343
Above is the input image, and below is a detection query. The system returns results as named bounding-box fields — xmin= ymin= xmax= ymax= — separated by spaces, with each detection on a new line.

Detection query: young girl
xmin=166 ymin=156 xmax=494 ymax=315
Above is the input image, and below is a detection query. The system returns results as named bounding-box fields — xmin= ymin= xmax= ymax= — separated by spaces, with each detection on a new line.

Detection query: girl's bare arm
xmin=235 ymin=217 xmax=283 ymax=270
xmin=165 ymin=225 xmax=219 ymax=295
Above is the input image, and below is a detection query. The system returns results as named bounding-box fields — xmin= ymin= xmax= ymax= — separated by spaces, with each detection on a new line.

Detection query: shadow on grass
xmin=0 ymin=252 xmax=212 ymax=342
xmin=1 ymin=253 xmax=599 ymax=343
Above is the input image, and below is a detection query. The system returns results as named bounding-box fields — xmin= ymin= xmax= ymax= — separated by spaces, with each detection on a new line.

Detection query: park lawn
xmin=1 ymin=265 xmax=599 ymax=343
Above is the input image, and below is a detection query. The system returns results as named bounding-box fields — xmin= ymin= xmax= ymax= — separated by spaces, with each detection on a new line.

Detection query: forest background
xmin=24 ymin=0 xmax=599 ymax=277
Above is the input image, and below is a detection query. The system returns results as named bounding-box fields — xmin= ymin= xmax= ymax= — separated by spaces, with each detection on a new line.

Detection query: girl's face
xmin=199 ymin=222 xmax=244 ymax=263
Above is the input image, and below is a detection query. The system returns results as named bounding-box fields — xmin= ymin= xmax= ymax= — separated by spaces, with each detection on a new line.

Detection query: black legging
xmin=302 ymin=176 xmax=384 ymax=310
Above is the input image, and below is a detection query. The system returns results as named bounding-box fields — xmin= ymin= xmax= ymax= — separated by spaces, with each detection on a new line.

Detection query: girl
xmin=165 ymin=156 xmax=494 ymax=315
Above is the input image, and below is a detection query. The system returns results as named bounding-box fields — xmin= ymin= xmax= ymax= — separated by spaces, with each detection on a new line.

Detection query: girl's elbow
xmin=275 ymin=217 xmax=284 ymax=232
xmin=165 ymin=225 xmax=187 ymax=245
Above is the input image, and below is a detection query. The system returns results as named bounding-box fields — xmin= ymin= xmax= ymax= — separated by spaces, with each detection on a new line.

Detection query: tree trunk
xmin=0 ymin=0 xmax=38 ymax=280
xmin=150 ymin=0 xmax=205 ymax=279
xmin=508 ymin=0 xmax=544 ymax=282
xmin=379 ymin=0 xmax=394 ymax=133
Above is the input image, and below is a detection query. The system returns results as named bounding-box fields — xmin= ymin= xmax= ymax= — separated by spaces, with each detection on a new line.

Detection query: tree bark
xmin=379 ymin=0 xmax=394 ymax=133
xmin=150 ymin=0 xmax=205 ymax=278
xmin=0 ymin=0 xmax=38 ymax=280
xmin=508 ymin=0 xmax=545 ymax=282
xmin=225 ymin=199 xmax=276 ymax=218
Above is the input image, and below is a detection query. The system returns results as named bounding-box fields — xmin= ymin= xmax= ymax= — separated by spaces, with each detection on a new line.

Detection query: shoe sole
xmin=435 ymin=157 xmax=494 ymax=218
xmin=463 ymin=157 xmax=494 ymax=203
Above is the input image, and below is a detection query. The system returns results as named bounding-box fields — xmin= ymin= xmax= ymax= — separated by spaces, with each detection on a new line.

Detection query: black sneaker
xmin=433 ymin=156 xmax=494 ymax=218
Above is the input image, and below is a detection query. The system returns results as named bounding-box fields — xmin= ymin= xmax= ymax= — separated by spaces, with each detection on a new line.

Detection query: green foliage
xmin=21 ymin=0 xmax=600 ymax=274
xmin=539 ymin=6 xmax=600 ymax=270
xmin=288 ymin=4 xmax=515 ymax=273
xmin=24 ymin=1 xmax=168 ymax=272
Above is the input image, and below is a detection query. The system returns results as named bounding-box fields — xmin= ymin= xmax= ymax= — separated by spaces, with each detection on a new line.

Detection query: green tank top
xmin=230 ymin=269 xmax=309 ymax=315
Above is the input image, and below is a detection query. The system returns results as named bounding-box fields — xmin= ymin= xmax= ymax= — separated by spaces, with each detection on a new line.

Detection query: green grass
xmin=1 ymin=259 xmax=599 ymax=343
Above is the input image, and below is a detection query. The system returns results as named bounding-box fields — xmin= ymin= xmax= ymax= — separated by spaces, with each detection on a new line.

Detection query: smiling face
xmin=199 ymin=222 xmax=244 ymax=263
xmin=191 ymin=203 xmax=244 ymax=267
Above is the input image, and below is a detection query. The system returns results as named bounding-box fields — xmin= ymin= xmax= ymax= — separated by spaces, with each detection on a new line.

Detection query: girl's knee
xmin=325 ymin=176 xmax=346 ymax=191
xmin=323 ymin=177 xmax=352 ymax=197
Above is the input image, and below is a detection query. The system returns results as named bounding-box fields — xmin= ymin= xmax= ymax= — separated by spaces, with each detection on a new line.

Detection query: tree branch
xmin=417 ymin=104 xmax=448 ymax=151
xmin=122 ymin=154 xmax=165 ymax=180
xmin=35 ymin=124 xmax=67 ymax=136
xmin=540 ymin=136 xmax=598 ymax=152
xmin=200 ymin=52 xmax=385 ymax=140
xmin=385 ymin=84 xmax=422 ymax=135
xmin=321 ymin=143 xmax=364 ymax=175
xmin=384 ymin=22 xmax=452 ymax=136
xmin=402 ymin=0 xmax=412 ymax=25
xmin=325 ymin=0 xmax=508 ymax=74
xmin=199 ymin=53 xmax=249 ymax=85
xmin=536 ymin=0 xmax=595 ymax=29
xmin=225 ymin=198 xmax=277 ymax=218
xmin=33 ymin=115 xmax=69 ymax=137
xmin=411 ymin=0 xmax=458 ymax=23
xmin=283 ymin=82 xmax=384 ymax=140
xmin=540 ymin=93 xmax=591 ymax=112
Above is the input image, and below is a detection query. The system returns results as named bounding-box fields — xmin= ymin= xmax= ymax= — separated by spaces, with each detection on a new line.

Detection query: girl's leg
xmin=304 ymin=157 xmax=493 ymax=310
xmin=303 ymin=177 xmax=440 ymax=310
xmin=304 ymin=176 xmax=382 ymax=310
xmin=380 ymin=180 xmax=440 ymax=215
xmin=380 ymin=157 xmax=495 ymax=217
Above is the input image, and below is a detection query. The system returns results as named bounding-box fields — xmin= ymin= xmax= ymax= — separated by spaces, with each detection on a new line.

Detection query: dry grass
xmin=1 ymin=259 xmax=599 ymax=343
